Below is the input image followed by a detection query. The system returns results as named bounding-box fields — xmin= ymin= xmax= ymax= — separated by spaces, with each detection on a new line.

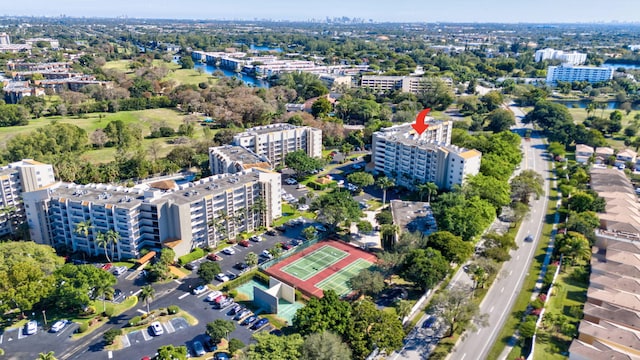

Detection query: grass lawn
xmin=273 ymin=203 xmax=316 ymax=226
xmin=533 ymin=266 xmax=587 ymax=359
xmin=71 ymin=295 xmax=138 ymax=339
xmin=103 ymin=59 xmax=216 ymax=86
xmin=108 ymin=310 xmax=198 ymax=351
xmin=488 ymin=176 xmax=559 ymax=360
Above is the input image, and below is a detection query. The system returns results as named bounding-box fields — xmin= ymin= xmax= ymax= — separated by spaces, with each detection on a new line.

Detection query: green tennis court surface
xmin=315 ymin=258 xmax=375 ymax=296
xmin=280 ymin=245 xmax=348 ymax=281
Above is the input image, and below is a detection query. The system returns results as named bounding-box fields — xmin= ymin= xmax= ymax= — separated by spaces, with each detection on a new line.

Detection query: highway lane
xmin=448 ymin=104 xmax=551 ymax=360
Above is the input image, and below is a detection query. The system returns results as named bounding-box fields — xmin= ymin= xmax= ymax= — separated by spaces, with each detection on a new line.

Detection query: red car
xmin=239 ymin=240 xmax=250 ymax=247
xmin=207 ymin=253 xmax=222 ymax=261
xmin=280 ymin=242 xmax=293 ymax=251
xmin=101 ymin=263 xmax=113 ymax=271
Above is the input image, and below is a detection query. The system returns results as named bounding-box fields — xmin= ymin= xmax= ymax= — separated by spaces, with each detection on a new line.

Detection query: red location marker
xmin=412 ymin=108 xmax=431 ymax=135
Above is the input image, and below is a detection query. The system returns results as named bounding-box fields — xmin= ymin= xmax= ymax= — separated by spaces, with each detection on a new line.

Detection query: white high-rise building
xmin=546 ymin=65 xmax=614 ymax=85
xmin=0 ymin=33 xmax=10 ymax=45
xmin=209 ymin=145 xmax=271 ymax=175
xmin=535 ymin=48 xmax=587 ymax=65
xmin=0 ymin=159 xmax=55 ymax=237
xmin=232 ymin=123 xmax=322 ymax=166
xmin=371 ymin=123 xmax=481 ymax=190
xmin=25 ymin=169 xmax=281 ymax=259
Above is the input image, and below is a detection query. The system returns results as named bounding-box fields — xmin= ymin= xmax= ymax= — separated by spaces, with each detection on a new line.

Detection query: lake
xmin=552 ymin=99 xmax=640 ymax=110
xmin=193 ymin=63 xmax=270 ymax=88
xmin=602 ymin=62 xmax=640 ymax=70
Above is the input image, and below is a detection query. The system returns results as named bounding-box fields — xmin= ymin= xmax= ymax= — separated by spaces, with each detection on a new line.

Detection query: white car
xmin=261 ymin=250 xmax=274 ymax=259
xmin=50 ymin=320 xmax=67 ymax=333
xmin=298 ymin=204 xmax=310 ymax=211
xmin=206 ymin=290 xmax=223 ymax=302
xmin=192 ymin=285 xmax=208 ymax=295
xmin=25 ymin=320 xmax=37 ymax=335
xmin=216 ymin=273 xmax=230 ymax=282
xmin=285 ymin=178 xmax=298 ymax=185
xmin=150 ymin=321 xmax=164 ymax=336
xmin=222 ymin=247 xmax=236 ymax=255
xmin=113 ymin=266 xmax=127 ymax=276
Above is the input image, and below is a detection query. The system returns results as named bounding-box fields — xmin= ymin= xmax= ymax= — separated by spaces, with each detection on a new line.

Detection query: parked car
xmin=234 ymin=309 xmax=252 ymax=321
xmin=241 ymin=315 xmax=258 ymax=326
xmin=233 ymin=262 xmax=249 ymax=272
xmin=251 ymin=317 xmax=269 ymax=330
xmin=226 ymin=272 xmax=238 ymax=280
xmin=275 ymin=225 xmax=287 ymax=232
xmin=218 ymin=297 xmax=234 ymax=308
xmin=192 ymin=341 xmax=206 ymax=357
xmin=315 ymin=224 xmax=327 ymax=232
xmin=25 ymin=320 xmax=37 ymax=335
xmin=192 ymin=285 xmax=208 ymax=295
xmin=113 ymin=288 xmax=123 ymax=300
xmin=150 ymin=321 xmax=164 ymax=336
xmin=101 ymin=263 xmax=113 ymax=271
xmin=227 ymin=304 xmax=243 ymax=316
xmin=222 ymin=247 xmax=236 ymax=255
xmin=215 ymin=273 xmax=230 ymax=282
xmin=265 ymin=229 xmax=277 ymax=236
xmin=261 ymin=250 xmax=273 ymax=259
xmin=285 ymin=178 xmax=298 ymax=185
xmin=250 ymin=235 xmax=263 ymax=242
xmin=50 ymin=319 xmax=67 ymax=333
xmin=290 ymin=239 xmax=302 ymax=247
xmin=214 ymin=352 xmax=231 ymax=360
xmin=206 ymin=291 xmax=223 ymax=302
xmin=280 ymin=242 xmax=293 ymax=251
xmin=207 ymin=253 xmax=222 ymax=261
xmin=239 ymin=240 xmax=250 ymax=247
xmin=298 ymin=204 xmax=310 ymax=211
xmin=113 ymin=266 xmax=127 ymax=276
xmin=184 ymin=262 xmax=198 ymax=271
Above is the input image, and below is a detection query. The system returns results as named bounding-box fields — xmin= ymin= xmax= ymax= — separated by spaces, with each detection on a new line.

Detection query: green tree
xmin=248 ymin=333 xmax=304 ymax=360
xmin=464 ymin=174 xmax=511 ymax=213
xmin=376 ymin=176 xmax=395 ymax=205
xmin=311 ymin=190 xmax=362 ymax=232
xmin=285 ymin=150 xmax=324 ymax=178
xmin=206 ymin=319 xmax=236 ymax=344
xmin=519 ymin=317 xmax=537 ymax=339
xmin=302 ymin=226 xmax=318 ymax=241
xmin=433 ymin=193 xmax=495 ymax=241
xmin=356 ymin=220 xmax=373 ymax=233
xmin=94 ymin=232 xmax=110 ymax=263
xmin=347 ymin=269 xmax=386 ymax=297
xmin=348 ymin=299 xmax=405 ymax=358
xmin=566 ymin=211 xmax=599 ymax=238
xmin=156 ymin=345 xmax=188 ymax=360
xmin=395 ymin=299 xmax=413 ymax=319
xmin=245 ymin=252 xmax=258 ymax=267
xmin=557 ymin=231 xmax=592 ymax=265
xmin=510 ymin=170 xmax=545 ymax=205
xmin=417 ymin=182 xmax=438 ymax=202
xmin=416 ymin=78 xmax=455 ymax=111
xmin=346 ymin=172 xmax=374 ymax=192
xmin=429 ymin=285 xmax=488 ymax=337
xmin=52 ymin=264 xmax=116 ymax=313
xmin=198 ymin=262 xmax=221 ymax=283
xmin=37 ymin=351 xmax=58 ymax=360
xmin=229 ymin=338 xmax=245 ymax=354
xmin=301 ymin=331 xmax=352 ymax=360
xmin=159 ymin=248 xmax=175 ymax=266
xmin=103 ymin=328 xmax=122 ymax=345
xmin=178 ymin=57 xmax=194 ymax=69
xmin=106 ymin=229 xmax=121 ymax=261
xmin=139 ymin=285 xmax=155 ymax=314
xmin=485 ymin=108 xmax=515 ymax=133
xmin=293 ymin=290 xmax=352 ymax=337
xmin=547 ymin=142 xmax=566 ymax=159
xmin=375 ymin=210 xmax=393 ymax=225
xmin=74 ymin=220 xmax=92 ymax=238
xmin=311 ymin=97 xmax=332 ymax=117
xmin=400 ymin=248 xmax=450 ymax=290
xmin=427 ymin=231 xmax=473 ymax=264
xmin=480 ymin=91 xmax=504 ymax=111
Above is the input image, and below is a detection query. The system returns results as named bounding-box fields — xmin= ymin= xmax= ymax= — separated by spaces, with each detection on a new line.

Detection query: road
xmin=448 ymin=104 xmax=551 ymax=360
xmin=389 ymin=104 xmax=551 ymax=360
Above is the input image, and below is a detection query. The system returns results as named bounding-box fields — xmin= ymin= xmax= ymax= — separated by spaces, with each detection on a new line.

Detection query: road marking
xmin=174 ymin=279 xmax=183 ymax=285
xmin=132 ymin=289 xmax=142 ymax=297
xmin=509 ymin=270 xmax=513 ymax=275
xmin=0 ymin=333 xmax=3 ymax=344
xmin=108 ymin=351 xmax=113 ymax=359
xmin=501 ymin=287 xmax=504 ymax=293
xmin=141 ymin=329 xmax=151 ymax=341
xmin=516 ymin=255 xmax=520 ymax=260
xmin=489 ymin=306 xmax=495 ymax=313
xmin=461 ymin=353 xmax=466 ymax=360
xmin=136 ymin=309 xmax=148 ymax=315
xmin=164 ymin=320 xmax=176 ymax=334
xmin=178 ymin=293 xmax=190 ymax=300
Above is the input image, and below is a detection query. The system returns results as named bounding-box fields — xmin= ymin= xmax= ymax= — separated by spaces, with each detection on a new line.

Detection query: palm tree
xmin=376 ymin=176 xmax=395 ymax=205
xmin=95 ymin=231 xmax=110 ymax=262
xmin=74 ymin=220 xmax=91 ymax=237
xmin=585 ymin=102 xmax=596 ymax=117
xmin=139 ymin=285 xmax=155 ymax=314
xmin=245 ymin=252 xmax=258 ymax=267
xmin=417 ymin=182 xmax=438 ymax=202
xmin=94 ymin=283 xmax=114 ymax=312
xmin=251 ymin=198 xmax=267 ymax=227
xmin=106 ymin=229 xmax=121 ymax=261
xmin=37 ymin=351 xmax=58 ymax=360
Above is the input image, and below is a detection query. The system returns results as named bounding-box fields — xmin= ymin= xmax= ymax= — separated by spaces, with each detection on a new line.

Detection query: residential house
xmin=575 ymin=144 xmax=594 ymax=165
xmin=594 ymin=147 xmax=615 ymax=165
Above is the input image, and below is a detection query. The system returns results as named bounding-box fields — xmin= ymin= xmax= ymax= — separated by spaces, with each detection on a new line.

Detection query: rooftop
xmin=210 ymin=145 xmax=267 ymax=164
xmin=236 ymin=123 xmax=314 ymax=136
xmin=390 ymin=200 xmax=437 ymax=235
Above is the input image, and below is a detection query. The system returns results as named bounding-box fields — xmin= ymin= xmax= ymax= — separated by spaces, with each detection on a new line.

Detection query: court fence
xmin=259 ymin=236 xmax=321 ymax=270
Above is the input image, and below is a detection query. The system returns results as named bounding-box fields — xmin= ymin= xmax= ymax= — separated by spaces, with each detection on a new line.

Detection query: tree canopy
xmin=248 ymin=332 xmax=304 ymax=360
xmin=400 ymin=248 xmax=450 ymax=290
xmin=285 ymin=150 xmax=324 ymax=178
xmin=311 ymin=190 xmax=362 ymax=231
xmin=301 ymin=331 xmax=352 ymax=360
xmin=293 ymin=290 xmax=352 ymax=337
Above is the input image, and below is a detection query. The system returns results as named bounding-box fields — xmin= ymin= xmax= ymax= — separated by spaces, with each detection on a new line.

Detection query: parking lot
xmin=0 ymin=319 xmax=79 ymax=360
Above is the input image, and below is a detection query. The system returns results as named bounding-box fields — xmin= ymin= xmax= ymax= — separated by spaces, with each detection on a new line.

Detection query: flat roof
xmin=210 ymin=145 xmax=266 ymax=164
xmin=236 ymin=123 xmax=313 ymax=136
xmin=390 ymin=200 xmax=437 ymax=235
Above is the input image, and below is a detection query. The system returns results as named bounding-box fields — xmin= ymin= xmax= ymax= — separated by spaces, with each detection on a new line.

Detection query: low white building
xmin=535 ymin=48 xmax=587 ymax=65
xmin=546 ymin=65 xmax=614 ymax=85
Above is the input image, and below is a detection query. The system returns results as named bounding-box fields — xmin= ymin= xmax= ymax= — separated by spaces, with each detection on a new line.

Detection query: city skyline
xmin=5 ymin=0 xmax=640 ymax=23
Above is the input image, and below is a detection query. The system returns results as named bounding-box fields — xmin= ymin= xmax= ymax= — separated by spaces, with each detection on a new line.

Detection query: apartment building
xmin=232 ymin=123 xmax=322 ymax=167
xmin=575 ymin=144 xmax=594 ymax=164
xmin=0 ymin=159 xmax=55 ymax=237
xmin=371 ymin=123 xmax=481 ymax=190
xmin=209 ymin=145 xmax=271 ymax=175
xmin=569 ymin=168 xmax=640 ymax=360
xmin=546 ymin=65 xmax=614 ymax=85
xmin=534 ymin=48 xmax=587 ymax=65
xmin=360 ymin=75 xmax=452 ymax=94
xmin=26 ymin=169 xmax=281 ymax=260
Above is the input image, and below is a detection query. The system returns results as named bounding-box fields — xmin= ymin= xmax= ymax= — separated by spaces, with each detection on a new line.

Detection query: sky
xmin=6 ymin=0 xmax=640 ymax=23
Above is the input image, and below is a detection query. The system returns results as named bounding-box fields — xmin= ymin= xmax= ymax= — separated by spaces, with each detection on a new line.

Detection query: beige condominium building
xmin=371 ymin=122 xmax=481 ymax=190
xmin=232 ymin=123 xmax=322 ymax=166
xmin=25 ymin=169 xmax=281 ymax=260
xmin=209 ymin=145 xmax=272 ymax=175
xmin=0 ymin=159 xmax=55 ymax=237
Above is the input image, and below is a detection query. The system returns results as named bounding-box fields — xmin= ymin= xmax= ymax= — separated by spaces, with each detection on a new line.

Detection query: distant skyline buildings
xmin=4 ymin=0 xmax=640 ymax=23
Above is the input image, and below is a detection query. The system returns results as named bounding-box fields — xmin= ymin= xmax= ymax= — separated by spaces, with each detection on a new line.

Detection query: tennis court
xmin=264 ymin=240 xmax=379 ymax=298
xmin=315 ymin=258 xmax=375 ymax=296
xmin=280 ymin=245 xmax=348 ymax=281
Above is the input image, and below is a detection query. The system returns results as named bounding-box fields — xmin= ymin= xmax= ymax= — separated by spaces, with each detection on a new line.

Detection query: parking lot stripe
xmin=141 ymin=329 xmax=151 ymax=341
xmin=0 ymin=333 xmax=3 ymax=344
xmin=108 ymin=350 xmax=113 ymax=359
xmin=173 ymin=279 xmax=183 ymax=285
xmin=136 ymin=309 xmax=148 ymax=315
xmin=178 ymin=293 xmax=190 ymax=300
xmin=164 ymin=320 xmax=175 ymax=334
xmin=121 ymin=333 xmax=131 ymax=348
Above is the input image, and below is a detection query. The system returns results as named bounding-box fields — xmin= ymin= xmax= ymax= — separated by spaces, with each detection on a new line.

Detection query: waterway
xmin=552 ymin=99 xmax=640 ymax=110
xmin=193 ymin=63 xmax=270 ymax=88
xmin=602 ymin=62 xmax=640 ymax=70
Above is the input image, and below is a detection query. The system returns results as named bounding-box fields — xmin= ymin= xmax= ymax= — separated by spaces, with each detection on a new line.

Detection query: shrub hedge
xmin=178 ymin=248 xmax=206 ymax=265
